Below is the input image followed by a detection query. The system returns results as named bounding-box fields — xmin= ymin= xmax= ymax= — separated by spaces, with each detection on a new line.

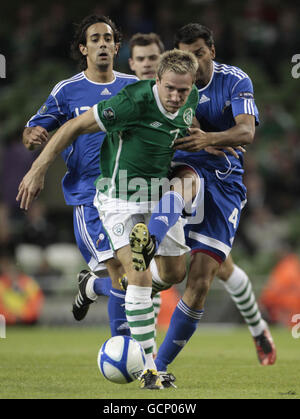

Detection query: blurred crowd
xmin=1 ymin=0 xmax=300 ymax=283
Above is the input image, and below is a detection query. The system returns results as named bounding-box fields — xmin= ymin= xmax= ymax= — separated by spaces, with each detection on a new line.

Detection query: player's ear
xmin=128 ymin=58 xmax=135 ymax=72
xmin=115 ymin=42 xmax=120 ymax=56
xmin=79 ymin=44 xmax=88 ymax=56
xmin=211 ymin=45 xmax=216 ymax=60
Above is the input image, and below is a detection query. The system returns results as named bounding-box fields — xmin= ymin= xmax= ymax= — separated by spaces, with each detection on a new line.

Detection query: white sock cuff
xmin=222 ymin=264 xmax=249 ymax=294
xmin=125 ymin=285 xmax=152 ymax=304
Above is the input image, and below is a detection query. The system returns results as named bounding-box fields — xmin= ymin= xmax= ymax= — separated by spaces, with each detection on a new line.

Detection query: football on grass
xmin=97 ymin=335 xmax=146 ymax=384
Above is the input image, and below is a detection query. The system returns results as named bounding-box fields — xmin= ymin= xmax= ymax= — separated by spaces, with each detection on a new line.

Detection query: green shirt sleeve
xmin=92 ymin=87 xmax=139 ymax=133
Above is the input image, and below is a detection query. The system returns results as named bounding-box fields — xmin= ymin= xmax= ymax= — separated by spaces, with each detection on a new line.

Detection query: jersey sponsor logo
xmin=150 ymin=121 xmax=162 ymax=128
xmin=113 ymin=223 xmax=124 ymax=236
xmin=199 ymin=94 xmax=210 ymax=104
xmin=183 ymin=108 xmax=193 ymax=126
xmin=238 ymin=91 xmax=254 ymax=99
xmin=39 ymin=104 xmax=48 ymax=114
xmin=102 ymin=107 xmax=115 ymax=121
xmin=101 ymin=88 xmax=112 ymax=95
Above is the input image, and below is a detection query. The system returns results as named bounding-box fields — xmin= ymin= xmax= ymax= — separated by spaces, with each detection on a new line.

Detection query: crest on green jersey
xmin=183 ymin=107 xmax=193 ymax=126
xmin=102 ymin=107 xmax=115 ymax=121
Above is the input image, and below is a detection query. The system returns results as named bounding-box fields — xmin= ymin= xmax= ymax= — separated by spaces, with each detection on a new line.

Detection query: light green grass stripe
xmin=128 ymin=318 xmax=155 ymax=328
xmin=126 ymin=306 xmax=153 ymax=316
xmin=131 ymin=331 xmax=155 ymax=342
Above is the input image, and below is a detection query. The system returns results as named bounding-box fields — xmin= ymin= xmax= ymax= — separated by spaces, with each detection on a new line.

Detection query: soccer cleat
xmin=129 ymin=223 xmax=156 ymax=271
xmin=139 ymin=369 xmax=164 ymax=390
xmin=159 ymin=371 xmax=177 ymax=389
xmin=72 ymin=270 xmax=95 ymax=321
xmin=253 ymin=328 xmax=277 ymax=365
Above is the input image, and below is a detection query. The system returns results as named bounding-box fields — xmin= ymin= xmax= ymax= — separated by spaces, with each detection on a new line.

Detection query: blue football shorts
xmin=73 ymin=204 xmax=114 ymax=271
xmin=171 ymin=160 xmax=247 ymax=263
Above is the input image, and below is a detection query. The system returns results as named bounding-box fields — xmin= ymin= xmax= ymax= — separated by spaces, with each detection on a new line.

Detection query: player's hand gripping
xmin=174 ymin=127 xmax=245 ymax=158
xmin=23 ymin=126 xmax=49 ymax=150
xmin=16 ymin=167 xmax=45 ymax=210
xmin=174 ymin=127 xmax=213 ymax=152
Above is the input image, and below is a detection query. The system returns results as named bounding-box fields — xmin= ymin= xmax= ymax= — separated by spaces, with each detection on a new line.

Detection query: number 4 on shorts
xmin=228 ymin=207 xmax=239 ymax=229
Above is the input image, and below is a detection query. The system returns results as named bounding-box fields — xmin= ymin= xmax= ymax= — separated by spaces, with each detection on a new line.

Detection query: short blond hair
xmin=157 ymin=49 xmax=198 ymax=82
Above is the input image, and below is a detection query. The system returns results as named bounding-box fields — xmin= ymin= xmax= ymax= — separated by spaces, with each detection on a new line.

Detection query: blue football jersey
xmin=174 ymin=61 xmax=259 ymax=176
xmin=26 ymin=71 xmax=138 ymax=205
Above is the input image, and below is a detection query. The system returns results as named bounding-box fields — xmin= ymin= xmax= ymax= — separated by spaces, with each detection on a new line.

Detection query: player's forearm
xmin=30 ymin=120 xmax=80 ymax=174
xmin=208 ymin=123 xmax=254 ymax=147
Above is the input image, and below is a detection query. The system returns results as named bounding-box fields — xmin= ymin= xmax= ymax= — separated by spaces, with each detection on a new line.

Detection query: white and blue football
xmin=97 ymin=336 xmax=146 ymax=384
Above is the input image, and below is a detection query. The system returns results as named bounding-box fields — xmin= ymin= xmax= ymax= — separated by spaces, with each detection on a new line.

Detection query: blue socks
xmin=148 ymin=191 xmax=185 ymax=248
xmin=93 ymin=276 xmax=112 ymax=297
xmin=155 ymin=299 xmax=204 ymax=372
xmin=108 ymin=288 xmax=130 ymax=336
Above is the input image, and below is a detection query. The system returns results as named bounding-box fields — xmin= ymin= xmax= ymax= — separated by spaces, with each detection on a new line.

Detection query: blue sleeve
xmin=26 ymin=88 xmax=69 ymax=131
xmin=231 ymin=77 xmax=259 ymax=125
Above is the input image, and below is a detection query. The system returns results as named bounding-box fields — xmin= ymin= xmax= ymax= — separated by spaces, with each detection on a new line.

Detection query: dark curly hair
xmin=71 ymin=15 xmax=122 ymax=71
xmin=174 ymin=23 xmax=214 ymax=49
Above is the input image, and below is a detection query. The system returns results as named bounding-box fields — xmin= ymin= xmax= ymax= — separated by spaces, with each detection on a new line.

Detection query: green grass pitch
xmin=0 ymin=325 xmax=299 ymax=399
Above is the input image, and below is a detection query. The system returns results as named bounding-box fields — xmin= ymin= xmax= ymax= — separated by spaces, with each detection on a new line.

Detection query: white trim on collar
xmin=197 ymin=61 xmax=215 ymax=92
xmin=83 ymin=71 xmax=116 ymax=85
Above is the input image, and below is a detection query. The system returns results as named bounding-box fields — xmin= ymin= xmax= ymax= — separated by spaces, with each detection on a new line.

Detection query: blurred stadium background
xmin=1 ymin=0 xmax=300 ymax=329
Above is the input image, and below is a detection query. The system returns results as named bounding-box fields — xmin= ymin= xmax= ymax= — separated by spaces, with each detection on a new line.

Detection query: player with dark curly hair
xmin=22 ymin=15 xmax=138 ymax=335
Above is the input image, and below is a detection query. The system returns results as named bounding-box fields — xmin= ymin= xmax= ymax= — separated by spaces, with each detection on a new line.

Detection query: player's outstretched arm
xmin=174 ymin=114 xmax=255 ymax=152
xmin=23 ymin=126 xmax=50 ymax=151
xmin=16 ymin=108 xmax=99 ymax=210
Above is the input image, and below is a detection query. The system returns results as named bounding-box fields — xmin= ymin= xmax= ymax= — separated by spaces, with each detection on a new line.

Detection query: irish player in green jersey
xmin=17 ymin=49 xmax=199 ymax=390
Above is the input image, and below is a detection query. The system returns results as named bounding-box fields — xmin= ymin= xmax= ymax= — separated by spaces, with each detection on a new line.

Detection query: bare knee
xmin=155 ymin=256 xmax=186 ymax=285
xmin=217 ymin=254 xmax=234 ymax=281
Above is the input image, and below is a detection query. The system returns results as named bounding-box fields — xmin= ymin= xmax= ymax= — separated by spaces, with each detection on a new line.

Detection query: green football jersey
xmin=93 ymin=79 xmax=199 ymax=201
